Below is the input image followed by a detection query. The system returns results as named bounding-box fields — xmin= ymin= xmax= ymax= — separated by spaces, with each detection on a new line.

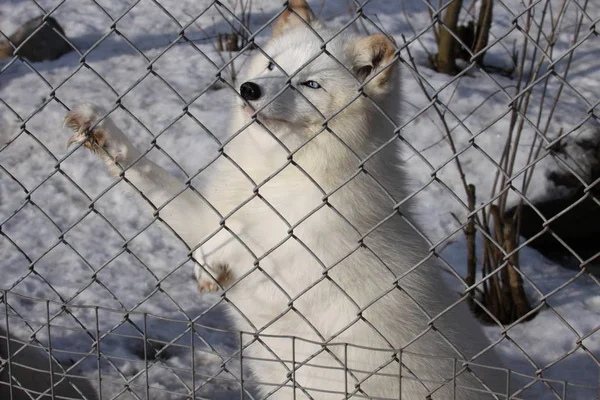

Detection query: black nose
xmin=240 ymin=82 xmax=261 ymax=101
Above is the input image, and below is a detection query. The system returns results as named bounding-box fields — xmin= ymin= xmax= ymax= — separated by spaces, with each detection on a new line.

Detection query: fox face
xmin=239 ymin=36 xmax=355 ymax=129
xmin=236 ymin=5 xmax=399 ymax=147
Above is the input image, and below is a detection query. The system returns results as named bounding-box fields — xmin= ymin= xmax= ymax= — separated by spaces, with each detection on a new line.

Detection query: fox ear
xmin=272 ymin=0 xmax=316 ymax=38
xmin=351 ymin=34 xmax=397 ymax=92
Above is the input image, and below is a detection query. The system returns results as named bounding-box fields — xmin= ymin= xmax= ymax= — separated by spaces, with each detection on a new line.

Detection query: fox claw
xmin=196 ymin=263 xmax=233 ymax=293
xmin=64 ymin=104 xmax=108 ymax=154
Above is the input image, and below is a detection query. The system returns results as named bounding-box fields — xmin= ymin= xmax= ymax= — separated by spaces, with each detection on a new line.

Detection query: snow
xmin=0 ymin=0 xmax=598 ymax=399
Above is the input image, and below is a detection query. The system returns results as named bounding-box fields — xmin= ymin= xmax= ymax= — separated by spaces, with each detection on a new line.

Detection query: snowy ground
xmin=0 ymin=0 xmax=599 ymax=399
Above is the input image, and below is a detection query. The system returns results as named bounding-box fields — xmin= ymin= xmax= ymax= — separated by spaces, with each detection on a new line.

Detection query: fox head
xmin=236 ymin=0 xmax=400 ymax=154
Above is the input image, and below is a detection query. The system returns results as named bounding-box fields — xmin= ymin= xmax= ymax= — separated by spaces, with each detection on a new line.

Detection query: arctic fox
xmin=64 ymin=1 xmax=503 ymax=398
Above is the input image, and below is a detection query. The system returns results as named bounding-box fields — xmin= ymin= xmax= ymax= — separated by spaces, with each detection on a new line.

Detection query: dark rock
xmin=0 ymin=327 xmax=98 ymax=399
xmin=510 ymin=195 xmax=600 ymax=264
xmin=0 ymin=16 xmax=73 ymax=62
xmin=506 ymin=126 xmax=600 ymax=270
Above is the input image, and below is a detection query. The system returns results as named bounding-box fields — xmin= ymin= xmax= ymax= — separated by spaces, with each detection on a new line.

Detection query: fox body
xmin=65 ymin=1 xmax=502 ymax=398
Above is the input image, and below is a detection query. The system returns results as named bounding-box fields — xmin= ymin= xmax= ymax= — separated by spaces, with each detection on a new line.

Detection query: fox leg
xmin=65 ymin=104 xmax=231 ymax=293
xmin=65 ymin=105 xmax=211 ymax=246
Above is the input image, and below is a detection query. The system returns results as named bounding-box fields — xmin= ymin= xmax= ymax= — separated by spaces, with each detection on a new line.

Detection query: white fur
xmin=65 ymin=13 xmax=503 ymax=400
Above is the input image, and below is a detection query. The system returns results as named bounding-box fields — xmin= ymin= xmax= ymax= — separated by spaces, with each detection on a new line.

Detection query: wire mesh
xmin=0 ymin=0 xmax=599 ymax=399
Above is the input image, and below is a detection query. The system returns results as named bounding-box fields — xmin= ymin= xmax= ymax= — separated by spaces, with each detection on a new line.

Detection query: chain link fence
xmin=0 ymin=0 xmax=599 ymax=399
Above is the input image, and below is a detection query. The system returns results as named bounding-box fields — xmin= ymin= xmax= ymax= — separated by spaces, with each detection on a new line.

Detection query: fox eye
xmin=302 ymin=81 xmax=321 ymax=89
xmin=267 ymin=61 xmax=275 ymax=71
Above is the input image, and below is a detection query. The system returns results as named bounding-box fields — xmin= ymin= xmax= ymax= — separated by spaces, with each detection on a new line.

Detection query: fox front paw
xmin=196 ymin=263 xmax=233 ymax=293
xmin=65 ymin=104 xmax=135 ymax=166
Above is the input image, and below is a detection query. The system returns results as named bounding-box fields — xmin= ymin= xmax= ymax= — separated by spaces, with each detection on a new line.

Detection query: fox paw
xmin=65 ymin=104 xmax=134 ymax=165
xmin=196 ymin=263 xmax=233 ymax=293
xmin=65 ymin=104 xmax=109 ymax=153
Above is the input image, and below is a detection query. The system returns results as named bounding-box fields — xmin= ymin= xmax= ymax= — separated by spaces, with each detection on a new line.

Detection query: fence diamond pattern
xmin=0 ymin=0 xmax=599 ymax=399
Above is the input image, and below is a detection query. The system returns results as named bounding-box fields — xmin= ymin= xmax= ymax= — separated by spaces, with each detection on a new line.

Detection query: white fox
xmin=65 ymin=1 xmax=503 ymax=398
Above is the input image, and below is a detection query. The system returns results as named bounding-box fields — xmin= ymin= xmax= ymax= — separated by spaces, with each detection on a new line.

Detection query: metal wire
xmin=0 ymin=0 xmax=599 ymax=399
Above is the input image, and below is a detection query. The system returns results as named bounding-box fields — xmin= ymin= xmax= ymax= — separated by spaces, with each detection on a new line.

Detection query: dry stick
xmin=467 ymin=200 xmax=496 ymax=318
xmin=480 ymin=206 xmax=491 ymax=309
xmin=402 ymin=35 xmax=473 ymax=213
xmin=452 ymin=0 xmax=517 ymax=74
xmin=514 ymin=31 xmax=558 ymax=233
xmin=496 ymin=0 xmax=556 ymax=217
xmin=436 ymin=0 xmax=463 ymax=74
xmin=441 ymin=73 xmax=467 ymax=120
xmin=186 ymin=13 xmax=227 ymax=63
xmin=405 ymin=86 xmax=512 ymax=163
xmin=226 ymin=32 xmax=239 ymax=51
xmin=465 ymin=184 xmax=477 ymax=308
xmin=488 ymin=0 xmax=537 ymax=225
xmin=405 ymin=5 xmax=539 ymax=324
xmin=490 ymin=205 xmax=510 ymax=321
xmin=472 ymin=0 xmax=492 ymax=66
xmin=404 ymin=35 xmax=493 ymax=313
xmin=238 ymin=0 xmax=248 ymax=48
xmin=517 ymin=0 xmax=590 ymax=246
xmin=481 ymin=206 xmax=503 ymax=317
xmin=481 ymin=237 xmax=496 ymax=316
xmin=437 ymin=0 xmax=443 ymax=30
xmin=519 ymin=37 xmax=559 ymax=189
xmin=505 ymin=0 xmax=573 ymax=218
xmin=185 ymin=11 xmax=243 ymax=86
xmin=425 ymin=0 xmax=440 ymax=44
xmin=489 ymin=0 xmax=555 ymax=233
xmin=500 ymin=0 xmax=565 ymax=215
xmin=490 ymin=0 xmax=589 ymax=369
xmin=244 ymin=0 xmax=253 ymax=48
xmin=522 ymin=0 xmax=589 ymax=198
xmin=0 ymin=41 xmax=14 ymax=59
xmin=485 ymin=240 xmax=503 ymax=318
xmin=401 ymin=0 xmax=435 ymax=60
xmin=504 ymin=216 xmax=532 ymax=320
xmin=481 ymin=240 xmax=490 ymax=309
xmin=217 ymin=33 xmax=224 ymax=52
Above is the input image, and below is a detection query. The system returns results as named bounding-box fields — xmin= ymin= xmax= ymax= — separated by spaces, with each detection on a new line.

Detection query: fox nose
xmin=240 ymin=82 xmax=261 ymax=101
